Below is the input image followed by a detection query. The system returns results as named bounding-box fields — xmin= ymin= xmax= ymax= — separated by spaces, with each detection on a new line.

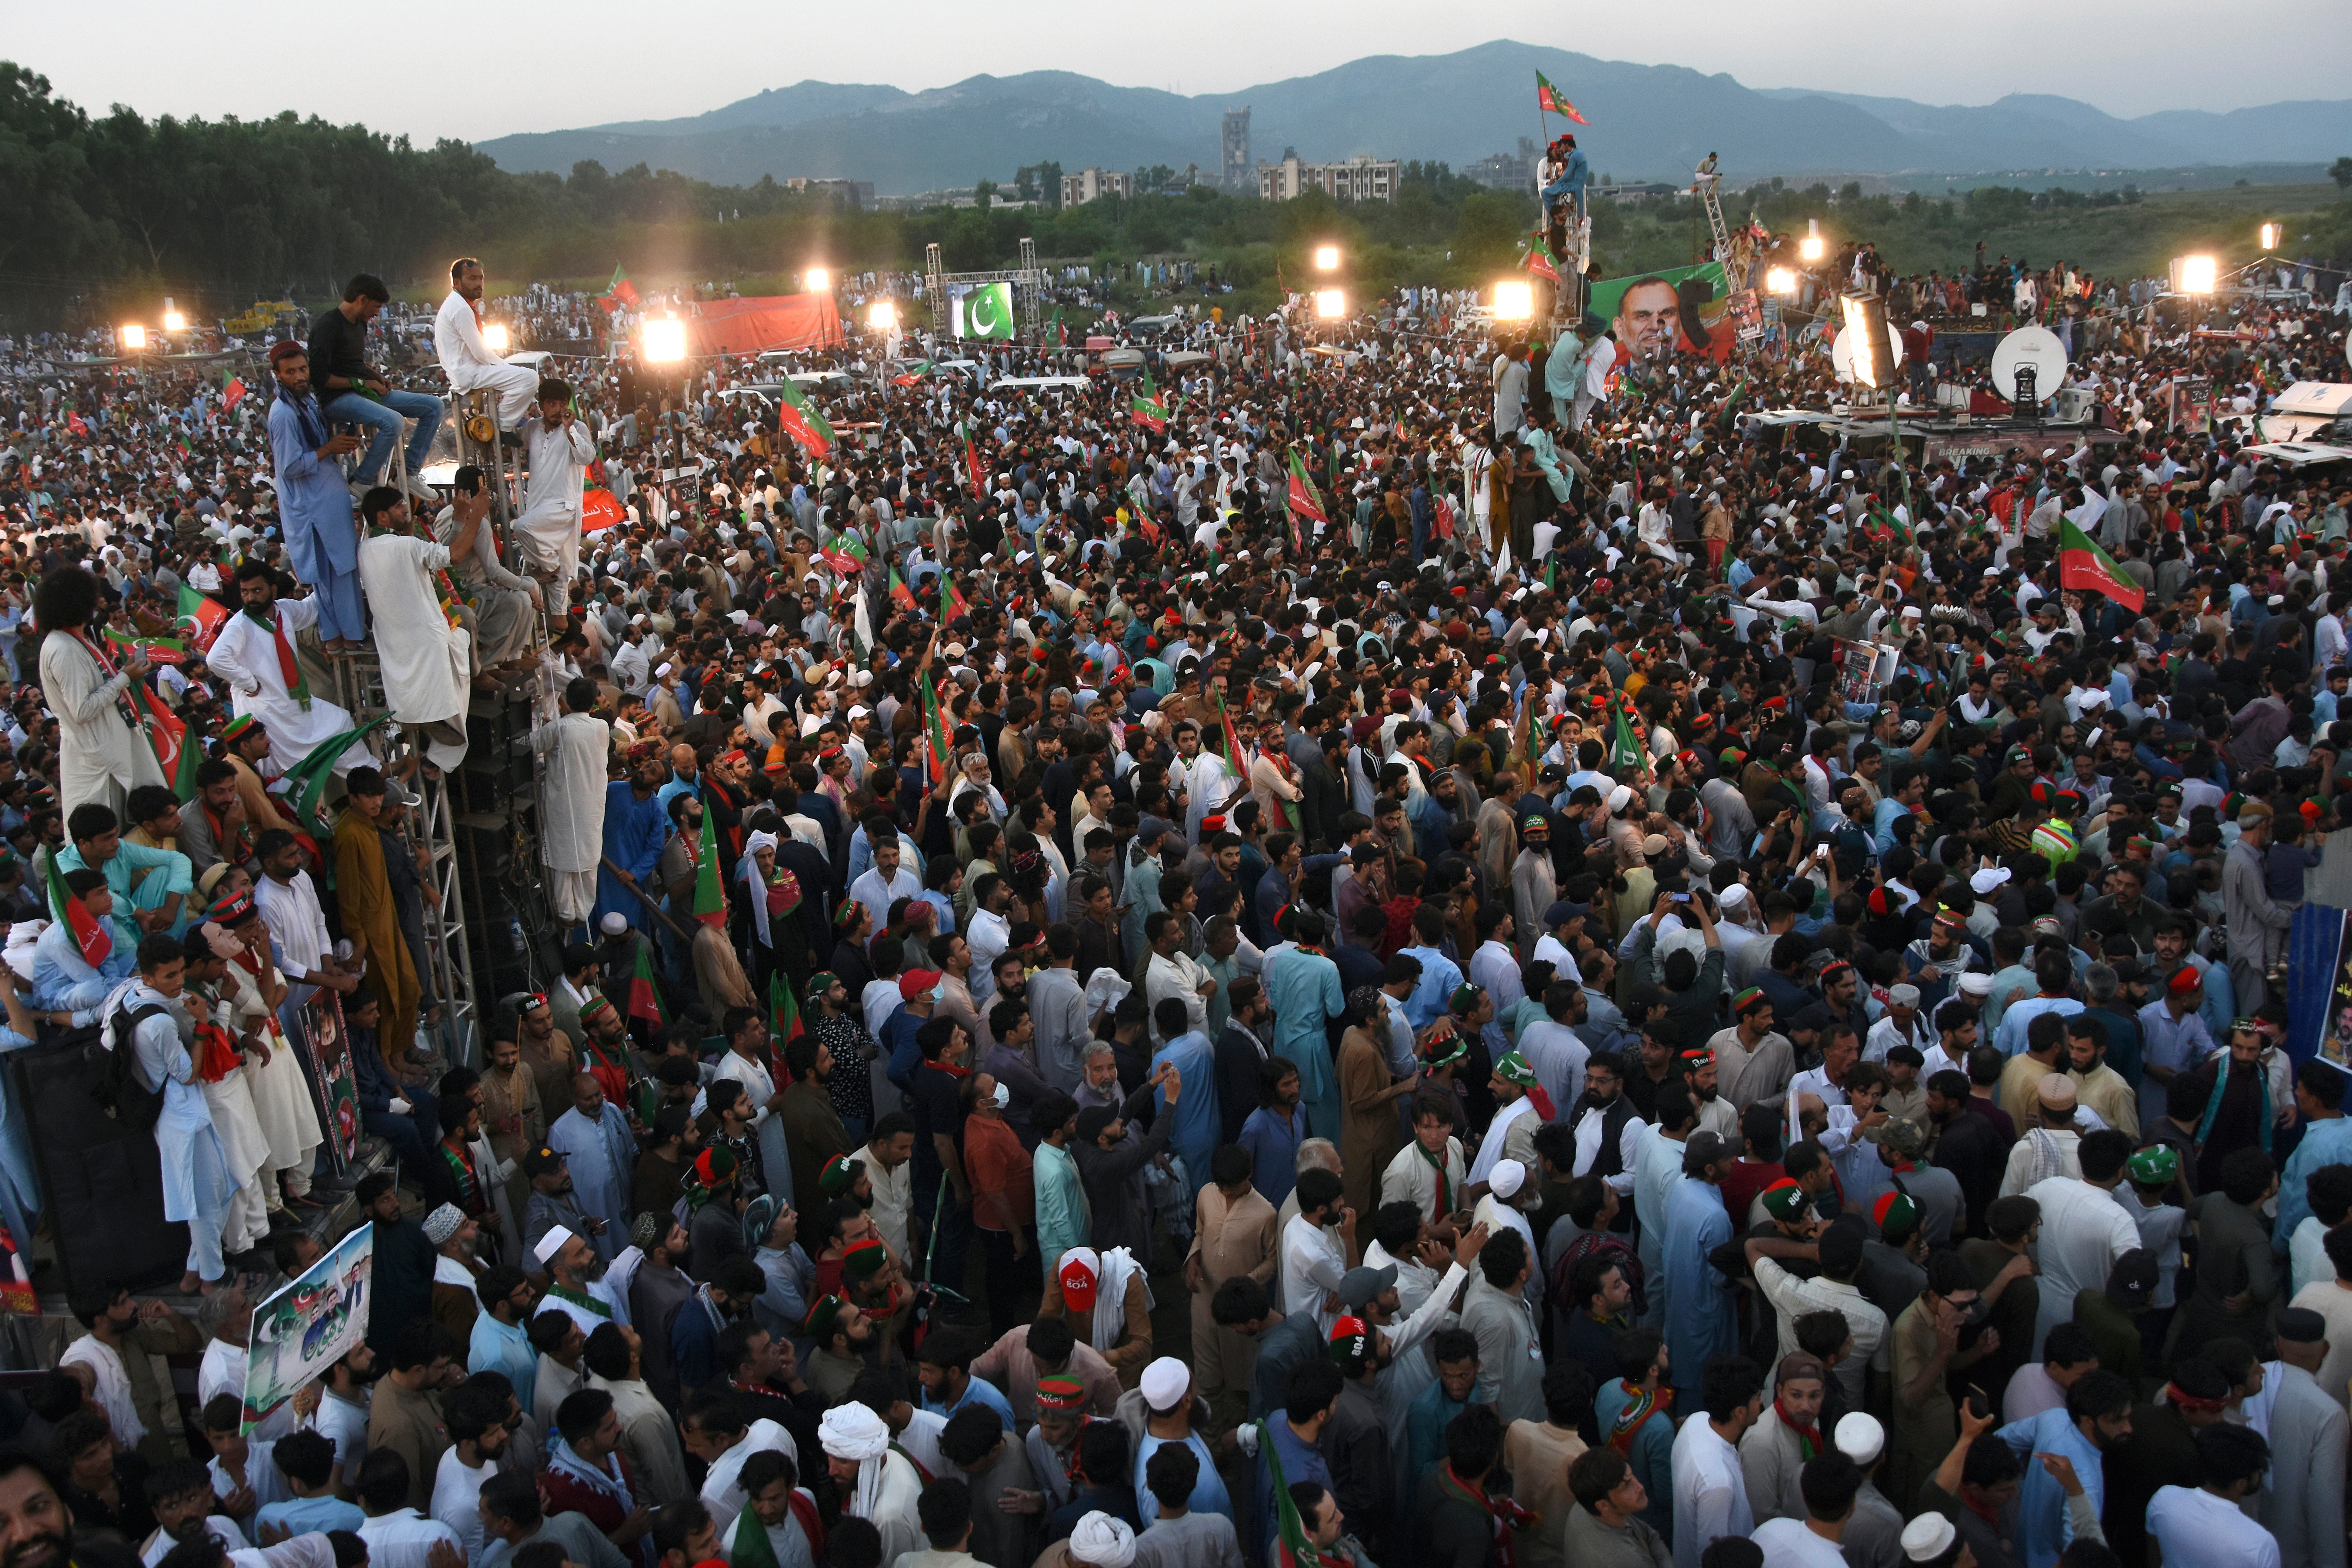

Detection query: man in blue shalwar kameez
xmin=1263 ymin=912 xmax=1347 ymax=1146
xmin=1661 ymin=1133 xmax=1738 ymax=1408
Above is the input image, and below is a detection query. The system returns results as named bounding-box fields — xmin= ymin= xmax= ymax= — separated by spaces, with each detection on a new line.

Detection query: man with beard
xmin=1566 ymin=1053 xmax=1643 ymax=1228
xmin=207 ymin=559 xmax=366 ymax=779
xmin=627 ymin=1216 xmax=697 ymax=1410
xmin=1995 ymin=1367 xmax=2132 ymax=1568
xmin=777 ymin=1034 xmax=852 ymax=1209
xmin=522 ymin=1145 xmax=607 ymax=1264
xmin=595 ymin=744 xmax=668 ymax=939
xmin=359 ymin=1170 xmax=438 ymax=1354
xmin=0 ymin=1448 xmax=144 ymax=1568
xmin=1681 ymin=1050 xmax=1738 ymax=1140
xmin=1706 ymin=990 xmax=1795 ymax=1116
xmin=137 ymin=1459 xmax=246 ymax=1565
xmin=534 ymin=1226 xmax=628 ymax=1333
xmin=548 ymin=1074 xmax=636 ymax=1264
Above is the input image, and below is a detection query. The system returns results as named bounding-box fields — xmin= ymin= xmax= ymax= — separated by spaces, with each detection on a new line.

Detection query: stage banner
xmin=296 ymin=990 xmax=361 ymax=1172
xmin=1588 ymin=261 xmax=1732 ymax=364
xmin=242 ymin=1222 xmax=373 ymax=1432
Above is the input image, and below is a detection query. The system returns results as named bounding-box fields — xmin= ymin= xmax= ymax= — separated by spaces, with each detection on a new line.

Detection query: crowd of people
xmin=0 ymin=218 xmax=2350 ymax=1568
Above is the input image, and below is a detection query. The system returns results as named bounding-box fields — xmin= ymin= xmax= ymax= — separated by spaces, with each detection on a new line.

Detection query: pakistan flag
xmin=956 ymin=281 xmax=1016 ymax=340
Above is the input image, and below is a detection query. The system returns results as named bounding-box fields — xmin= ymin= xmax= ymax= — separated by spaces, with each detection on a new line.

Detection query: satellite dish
xmin=1991 ymin=326 xmax=2069 ymax=403
xmin=1829 ymin=323 xmax=1906 ymax=385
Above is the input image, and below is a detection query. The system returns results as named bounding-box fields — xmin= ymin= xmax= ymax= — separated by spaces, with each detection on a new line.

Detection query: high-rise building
xmin=1221 ymin=107 xmax=1251 ymax=192
xmin=1060 ymin=167 xmax=1132 ymax=207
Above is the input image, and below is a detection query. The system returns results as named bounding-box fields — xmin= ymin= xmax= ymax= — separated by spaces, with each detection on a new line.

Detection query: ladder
xmin=326 ymin=648 xmax=480 ymax=1071
xmin=1694 ymin=157 xmax=1731 ymax=262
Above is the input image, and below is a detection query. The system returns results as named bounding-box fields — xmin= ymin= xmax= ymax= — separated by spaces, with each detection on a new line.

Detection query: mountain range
xmin=473 ymin=40 xmax=2352 ymax=195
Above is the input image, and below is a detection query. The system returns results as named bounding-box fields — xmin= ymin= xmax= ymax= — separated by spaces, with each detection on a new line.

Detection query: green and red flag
xmin=1257 ymin=1418 xmax=1326 ymax=1568
xmin=2057 ymin=518 xmax=2145 ymax=612
xmin=888 ymin=568 xmax=916 ymax=611
xmin=1285 ymin=448 xmax=1330 ymax=527
xmin=693 ymin=804 xmax=727 ymax=928
xmin=920 ymin=669 xmax=950 ymax=787
xmin=963 ymin=424 xmax=987 ymax=501
xmin=940 ymin=568 xmax=969 ymax=625
xmin=598 ymin=265 xmax=640 ymax=312
xmin=769 ymin=970 xmax=804 ymax=1047
xmin=1535 ymin=70 xmax=1590 ymax=124
xmin=774 ymin=377 xmax=836 ymax=459
xmin=44 ymin=850 xmax=111 ymax=967
xmin=1523 ymin=240 xmax=1562 ymax=284
xmin=1131 ymin=372 xmax=1168 ymax=433
xmin=626 ymin=941 xmax=669 ymax=1027
xmin=822 ymin=535 xmax=870 ymax=578
xmin=892 ymin=360 xmax=934 ymax=387
xmin=106 ymin=630 xmax=190 ymax=666
xmin=222 ymin=375 xmax=248 ymax=413
xmin=1211 ymin=687 xmax=1250 ymax=781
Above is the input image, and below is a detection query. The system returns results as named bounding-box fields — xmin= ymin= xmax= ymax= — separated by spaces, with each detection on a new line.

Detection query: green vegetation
xmin=1592 ymin=178 xmax=2352 ymax=283
xmin=4 ymin=56 xmax=2345 ymax=331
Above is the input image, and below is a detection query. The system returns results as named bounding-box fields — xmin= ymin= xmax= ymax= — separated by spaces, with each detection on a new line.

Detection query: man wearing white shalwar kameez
xmin=210 ymin=908 xmax=322 ymax=1208
xmin=516 ymin=396 xmax=597 ymax=618
xmin=354 ymin=490 xmax=475 ymax=771
xmin=37 ymin=575 xmax=168 ymax=820
xmin=433 ymin=261 xmax=539 ymax=430
xmin=207 ymin=566 xmax=367 ymax=778
xmin=533 ymin=684 xmax=612 ymax=928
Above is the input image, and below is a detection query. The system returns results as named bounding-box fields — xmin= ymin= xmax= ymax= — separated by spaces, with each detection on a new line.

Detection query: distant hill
xmin=473 ymin=41 xmax=2352 ymax=195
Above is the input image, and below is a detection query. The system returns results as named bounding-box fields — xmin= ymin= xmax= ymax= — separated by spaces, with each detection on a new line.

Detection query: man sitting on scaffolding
xmin=433 ymin=257 xmax=541 ymax=433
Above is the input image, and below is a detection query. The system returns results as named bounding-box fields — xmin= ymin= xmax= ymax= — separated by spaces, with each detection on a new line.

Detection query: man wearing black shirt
xmin=307 ymin=274 xmax=442 ymax=504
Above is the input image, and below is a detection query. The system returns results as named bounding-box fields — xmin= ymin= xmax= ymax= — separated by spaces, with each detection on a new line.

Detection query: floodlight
xmin=1492 ymin=281 xmax=1534 ymax=320
xmin=868 ymin=301 xmax=898 ymax=331
xmin=1313 ymin=245 xmax=1341 ymax=272
xmin=2259 ymin=223 xmax=2281 ymax=251
xmin=1766 ymin=267 xmax=1798 ymax=296
xmin=162 ymin=311 xmax=186 ymax=332
xmin=1314 ymin=289 xmax=1346 ymax=320
xmin=119 ymin=324 xmax=147 ymax=351
xmin=1840 ymin=293 xmax=1891 ymax=389
xmin=806 ymin=267 xmax=832 ymax=291
xmin=483 ymin=322 xmax=510 ymax=354
xmin=1800 ymin=218 xmax=1824 ymax=263
xmin=2179 ymin=256 xmax=2217 ymax=295
xmin=642 ymin=317 xmax=688 ymax=363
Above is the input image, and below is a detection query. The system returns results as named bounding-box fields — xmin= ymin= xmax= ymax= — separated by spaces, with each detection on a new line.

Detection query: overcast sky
xmin=16 ymin=2 xmax=2341 ymax=144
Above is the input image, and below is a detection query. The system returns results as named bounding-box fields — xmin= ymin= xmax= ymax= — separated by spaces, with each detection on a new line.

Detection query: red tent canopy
xmin=681 ymin=293 xmax=846 ymax=357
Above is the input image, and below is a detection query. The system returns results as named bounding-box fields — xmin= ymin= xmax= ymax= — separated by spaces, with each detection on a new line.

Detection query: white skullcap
xmin=1902 ymin=1513 xmax=1959 ymax=1563
xmin=1068 ymin=1512 xmax=1137 ymax=1568
xmin=1606 ymin=785 xmax=1634 ymax=813
xmin=1835 ymin=1411 xmax=1885 ymax=1465
xmin=1969 ymin=867 xmax=2010 ymax=895
xmin=422 ymin=1204 xmax=466 ymax=1245
xmin=1138 ymin=1356 xmax=1190 ymax=1411
xmin=1717 ymin=884 xmax=1750 ymax=911
xmin=533 ymin=1227 xmax=576 ymax=1264
xmin=1489 ymin=1158 xmax=1528 ymax=1199
xmin=817 ymin=1403 xmax=890 ymax=1461
xmin=655 ymin=662 xmax=675 ymax=678
xmin=601 ymin=912 xmax=629 ymax=936
xmin=1888 ymin=983 xmax=1920 ymax=1008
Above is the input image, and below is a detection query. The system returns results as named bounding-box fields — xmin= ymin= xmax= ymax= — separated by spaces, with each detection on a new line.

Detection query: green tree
xmin=2333 ymin=156 xmax=2352 ymax=191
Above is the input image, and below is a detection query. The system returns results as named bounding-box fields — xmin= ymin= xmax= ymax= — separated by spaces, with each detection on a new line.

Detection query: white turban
xmin=1068 ymin=1512 xmax=1137 ymax=1568
xmin=819 ymin=1402 xmax=892 ymax=1523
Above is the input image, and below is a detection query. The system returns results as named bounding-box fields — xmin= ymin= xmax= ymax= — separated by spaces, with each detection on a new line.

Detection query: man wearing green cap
xmin=1472 ymin=1050 xmax=1549 ymax=1188
xmin=1511 ymin=814 xmax=1559 ymax=957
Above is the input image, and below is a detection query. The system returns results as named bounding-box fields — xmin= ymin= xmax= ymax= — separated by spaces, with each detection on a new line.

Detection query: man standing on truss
xmin=353 ymin=486 xmax=480 ymax=773
xmin=534 ymin=676 xmax=612 ymax=933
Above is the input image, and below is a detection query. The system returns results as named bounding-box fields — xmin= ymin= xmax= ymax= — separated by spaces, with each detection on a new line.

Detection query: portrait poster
xmin=298 ymin=990 xmax=361 ymax=1172
xmin=1587 ymin=261 xmax=1732 ymax=365
xmin=1726 ymin=288 xmax=1764 ymax=342
xmin=243 ymin=1222 xmax=372 ymax=1432
xmin=2306 ymin=904 xmax=2352 ymax=1072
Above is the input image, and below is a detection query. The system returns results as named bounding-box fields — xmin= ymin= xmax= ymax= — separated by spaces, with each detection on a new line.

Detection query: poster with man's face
xmin=1590 ymin=261 xmax=1732 ymax=364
